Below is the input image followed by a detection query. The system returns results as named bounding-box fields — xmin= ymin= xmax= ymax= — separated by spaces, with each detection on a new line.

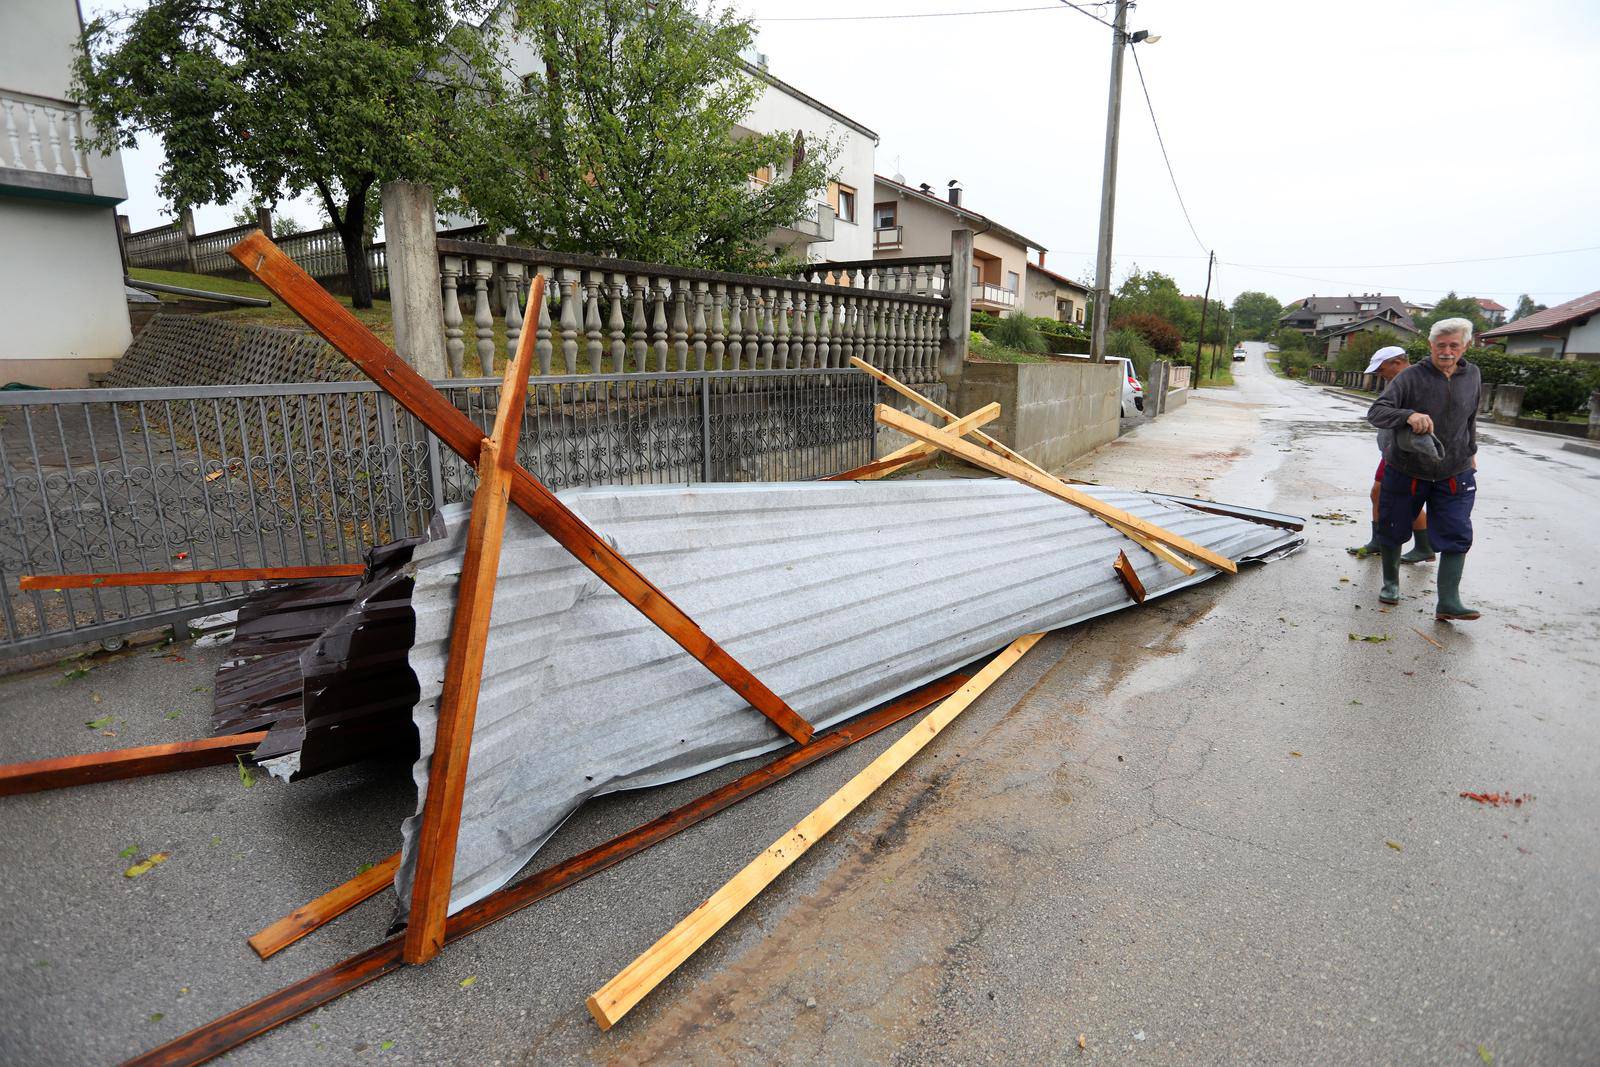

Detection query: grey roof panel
xmin=394 ymin=479 xmax=1304 ymax=915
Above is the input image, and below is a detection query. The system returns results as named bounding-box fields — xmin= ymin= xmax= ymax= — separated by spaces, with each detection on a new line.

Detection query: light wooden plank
xmin=585 ymin=633 xmax=1045 ymax=1030
xmin=249 ymin=853 xmax=401 ymax=960
xmin=229 ymin=233 xmax=812 ymax=746
xmin=826 ymin=402 xmax=999 ymax=481
xmin=875 ymin=404 xmax=1238 ymax=574
xmin=847 ymin=358 xmax=1196 ymax=575
xmin=20 ymin=565 xmax=365 ymax=591
xmin=402 ymin=275 xmax=541 ymax=966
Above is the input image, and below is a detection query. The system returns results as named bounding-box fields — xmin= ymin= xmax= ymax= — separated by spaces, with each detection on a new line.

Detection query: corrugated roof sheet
xmin=394 ymin=479 xmax=1304 ymax=916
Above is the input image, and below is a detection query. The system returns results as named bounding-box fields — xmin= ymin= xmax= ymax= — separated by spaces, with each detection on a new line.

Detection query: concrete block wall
xmin=957 ymin=360 xmax=1121 ymax=471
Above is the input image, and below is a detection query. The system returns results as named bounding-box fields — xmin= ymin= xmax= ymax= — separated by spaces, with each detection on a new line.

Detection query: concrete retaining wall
xmin=957 ymin=360 xmax=1121 ymax=470
xmin=1165 ymin=386 xmax=1189 ymax=411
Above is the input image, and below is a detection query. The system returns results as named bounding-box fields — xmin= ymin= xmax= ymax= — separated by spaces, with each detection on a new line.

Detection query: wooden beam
xmin=586 ymin=634 xmax=1044 ymax=1030
xmin=875 ymin=404 xmax=1237 ymax=574
xmin=826 ymin=402 xmax=999 ymax=481
xmin=122 ymin=675 xmax=967 ymax=1067
xmin=848 ymin=358 xmax=1196 ymax=575
xmin=248 ymin=854 xmax=401 ymax=960
xmin=1112 ymin=550 xmax=1146 ymax=604
xmin=403 ymin=274 xmax=541 ymax=966
xmin=0 ymin=732 xmax=268 ymax=797
xmin=228 ymin=232 xmax=812 ymax=746
xmin=20 ymin=565 xmax=365 ymax=591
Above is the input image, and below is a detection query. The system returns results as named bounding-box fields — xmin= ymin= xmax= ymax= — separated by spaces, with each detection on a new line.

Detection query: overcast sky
xmin=97 ymin=0 xmax=1600 ymax=309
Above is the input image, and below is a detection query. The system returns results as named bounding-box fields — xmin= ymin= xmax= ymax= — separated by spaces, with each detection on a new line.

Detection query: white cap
xmin=1363 ymin=346 xmax=1408 ymax=374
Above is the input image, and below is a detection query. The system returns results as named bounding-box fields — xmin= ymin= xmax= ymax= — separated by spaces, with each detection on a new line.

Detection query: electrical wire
xmin=1227 ymin=244 xmax=1600 ymax=270
xmin=752 ymin=3 xmax=1110 ymax=23
xmin=1218 ymin=261 xmax=1590 ymax=299
xmin=1128 ymin=46 xmax=1207 ymax=255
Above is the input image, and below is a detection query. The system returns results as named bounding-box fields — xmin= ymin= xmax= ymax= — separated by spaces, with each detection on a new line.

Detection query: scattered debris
xmin=459 ymin=976 xmax=476 ymax=989
xmin=118 ymin=844 xmax=139 ymax=859
xmin=85 ymin=715 xmax=114 ymax=730
xmin=1348 ymin=633 xmax=1390 ymax=643
xmin=124 ymin=851 xmax=170 ymax=878
xmin=1385 ymin=840 xmax=1403 ymax=852
xmin=1411 ymin=627 xmax=1445 ymax=650
xmin=1459 ymin=792 xmax=1532 ymax=808
xmin=1478 ymin=1044 xmax=1494 ymax=1064
xmin=236 ymin=756 xmax=256 ymax=789
xmin=1289 ymin=751 xmax=1303 ymax=757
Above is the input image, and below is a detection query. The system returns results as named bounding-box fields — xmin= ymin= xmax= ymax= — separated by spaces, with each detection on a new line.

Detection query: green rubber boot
xmin=1400 ymin=527 xmax=1436 ymax=564
xmin=1379 ymin=543 xmax=1401 ymax=604
xmin=1435 ymin=552 xmax=1480 ymax=621
xmin=1347 ymin=521 xmax=1382 ymax=557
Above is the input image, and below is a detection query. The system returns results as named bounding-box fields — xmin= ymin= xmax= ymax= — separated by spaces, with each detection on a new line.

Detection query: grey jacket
xmin=1367 ymin=358 xmax=1480 ymax=479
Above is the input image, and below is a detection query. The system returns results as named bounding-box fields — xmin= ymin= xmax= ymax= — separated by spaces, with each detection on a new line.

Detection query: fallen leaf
xmin=1478 ymin=1045 xmax=1494 ymax=1064
xmin=63 ymin=666 xmax=93 ymax=681
xmin=85 ymin=715 xmax=114 ymax=729
xmin=165 ymin=709 xmax=182 ymax=719
xmin=380 ymin=1040 xmax=395 ymax=1051
xmin=1349 ymin=699 xmax=1362 ymax=705
xmin=356 ymin=862 xmax=374 ymax=875
xmin=1289 ymin=751 xmax=1302 ymax=757
xmin=92 ymin=693 xmax=102 ymax=703
xmin=1348 ymin=633 xmax=1390 ymax=643
xmin=1385 ymin=840 xmax=1403 ymax=852
xmin=191 ymin=686 xmax=209 ymax=693
xmin=118 ymin=844 xmax=139 ymax=859
xmin=210 ymin=836 xmax=221 ymax=847
xmin=1339 ymin=577 xmax=1350 ymax=583
xmin=1078 ymin=1033 xmax=1087 ymax=1051
xmin=236 ymin=756 xmax=256 ymax=789
xmin=148 ymin=1012 xmax=165 ymax=1023
xmin=124 ymin=852 xmax=170 ymax=878
xmin=459 ymin=976 xmax=476 ymax=988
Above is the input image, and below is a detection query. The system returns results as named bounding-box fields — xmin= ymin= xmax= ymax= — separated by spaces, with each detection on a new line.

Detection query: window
xmin=874 ymin=202 xmax=897 ymax=229
xmin=1006 ymin=271 xmax=1020 ymax=293
xmin=753 ymin=164 xmax=772 ymax=185
xmin=1075 ymin=306 xmax=1085 ymax=324
xmin=829 ymin=181 xmax=857 ymax=224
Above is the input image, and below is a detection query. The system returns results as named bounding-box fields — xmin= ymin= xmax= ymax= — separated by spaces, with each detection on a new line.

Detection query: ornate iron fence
xmin=0 ymin=369 xmax=874 ymax=656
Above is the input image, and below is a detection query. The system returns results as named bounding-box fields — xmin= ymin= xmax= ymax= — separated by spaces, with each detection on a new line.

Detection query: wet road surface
xmin=1 ymin=344 xmax=1596 ymax=1064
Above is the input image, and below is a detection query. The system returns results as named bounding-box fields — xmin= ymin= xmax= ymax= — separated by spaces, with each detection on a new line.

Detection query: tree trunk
xmin=340 ymin=185 xmax=374 ymax=309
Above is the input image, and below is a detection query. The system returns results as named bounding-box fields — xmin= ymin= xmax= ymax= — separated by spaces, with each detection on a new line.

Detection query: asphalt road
xmin=1 ymin=344 xmax=1596 ymax=1065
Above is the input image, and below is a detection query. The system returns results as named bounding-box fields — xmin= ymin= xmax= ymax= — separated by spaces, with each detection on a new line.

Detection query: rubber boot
xmin=1435 ymin=552 xmax=1480 ymax=621
xmin=1347 ymin=521 xmax=1382 ymax=557
xmin=1378 ymin=543 xmax=1401 ymax=604
xmin=1401 ymin=527 xmax=1436 ymax=564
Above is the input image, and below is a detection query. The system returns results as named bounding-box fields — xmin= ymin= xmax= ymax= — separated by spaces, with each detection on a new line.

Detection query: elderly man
xmin=1349 ymin=345 xmax=1432 ymax=561
xmin=1366 ymin=318 xmax=1482 ymax=621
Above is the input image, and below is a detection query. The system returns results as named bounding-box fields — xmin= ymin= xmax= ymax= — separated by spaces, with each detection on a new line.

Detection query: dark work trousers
xmin=1378 ymin=467 xmax=1476 ymax=551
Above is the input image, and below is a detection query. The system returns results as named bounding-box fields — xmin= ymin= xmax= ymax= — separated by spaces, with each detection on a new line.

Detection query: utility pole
xmin=1195 ymin=249 xmax=1214 ymax=384
xmin=1089 ymin=0 xmax=1131 ymax=364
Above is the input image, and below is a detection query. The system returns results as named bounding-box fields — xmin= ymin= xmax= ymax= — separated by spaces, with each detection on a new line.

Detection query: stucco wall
xmin=873 ymin=180 xmax=1030 ymax=291
xmin=0 ymin=200 xmax=132 ymax=385
xmin=1502 ymin=318 xmax=1600 ymax=361
xmin=957 ymin=360 xmax=1121 ymax=471
xmin=1023 ymin=265 xmax=1088 ymax=322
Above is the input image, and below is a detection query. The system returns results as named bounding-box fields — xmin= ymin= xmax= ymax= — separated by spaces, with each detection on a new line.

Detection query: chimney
xmin=918 ymin=182 xmax=932 ymax=195
xmin=947 ymin=179 xmax=962 ymax=207
xmin=1038 ymin=250 xmax=1046 ymax=267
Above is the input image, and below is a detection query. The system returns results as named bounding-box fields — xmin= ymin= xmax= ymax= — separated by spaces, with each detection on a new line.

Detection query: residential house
xmin=1472 ymin=297 xmax=1508 ymax=326
xmin=1403 ymin=298 xmax=1435 ymax=320
xmin=480 ymin=9 xmax=877 ymax=263
xmin=1279 ymin=293 xmax=1419 ymax=356
xmin=1023 ymin=254 xmax=1088 ymax=325
xmin=1479 ymin=288 xmax=1600 ymax=361
xmin=1 ymin=0 xmax=133 ymax=386
xmin=870 ymin=175 xmax=1045 ymax=315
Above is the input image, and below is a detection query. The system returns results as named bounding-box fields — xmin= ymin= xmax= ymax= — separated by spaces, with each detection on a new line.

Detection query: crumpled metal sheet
xmin=395 ymin=479 xmax=1305 ymax=916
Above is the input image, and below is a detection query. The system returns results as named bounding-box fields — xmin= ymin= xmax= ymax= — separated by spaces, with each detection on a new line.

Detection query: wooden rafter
xmin=0 ymin=732 xmax=269 ymax=797
xmin=19 ymin=566 xmax=366 ymax=591
xmin=124 ymin=676 xmax=968 ymax=1067
xmin=248 ymin=855 xmax=400 ymax=960
xmin=1112 ymin=549 xmax=1147 ymax=603
xmin=875 ymin=404 xmax=1237 ymax=574
xmin=586 ymin=634 xmax=1044 ymax=1030
xmin=402 ymin=272 xmax=541 ymax=965
xmin=227 ymin=232 xmax=812 ymax=746
xmin=849 ymin=358 xmax=1197 ymax=576
xmin=825 ymin=402 xmax=999 ymax=481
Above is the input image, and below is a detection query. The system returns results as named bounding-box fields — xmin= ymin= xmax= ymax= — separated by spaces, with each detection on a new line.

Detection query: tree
xmin=452 ymin=0 xmax=836 ymax=272
xmin=1511 ymin=294 xmax=1546 ymax=322
xmin=1414 ymin=291 xmax=1489 ymax=338
xmin=1230 ymin=291 xmax=1284 ymax=341
xmin=1109 ymin=268 xmax=1195 ymax=337
xmin=1111 ymin=312 xmax=1181 ymax=356
xmin=74 ymin=0 xmax=500 ymax=308
xmin=1334 ymin=328 xmax=1404 ymax=374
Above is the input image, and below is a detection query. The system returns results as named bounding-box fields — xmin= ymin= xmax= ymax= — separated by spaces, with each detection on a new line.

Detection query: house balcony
xmin=873 ymin=225 xmax=903 ymax=251
xmin=972 ymin=281 xmax=1018 ymax=311
xmin=1 ymin=90 xmax=96 ymax=200
xmin=772 ymin=199 xmax=836 ymax=244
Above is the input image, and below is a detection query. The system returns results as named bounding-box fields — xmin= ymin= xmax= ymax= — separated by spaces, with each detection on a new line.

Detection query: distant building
xmin=1023 ymin=255 xmax=1088 ymax=325
xmin=1471 ymin=297 xmax=1508 ymax=326
xmin=871 ymin=175 xmax=1044 ymax=315
xmin=0 ymin=0 xmax=134 ymax=386
xmin=1479 ymin=289 xmax=1600 ymax=361
xmin=1403 ymin=299 xmax=1435 ymax=319
xmin=1280 ymin=293 xmax=1417 ymax=335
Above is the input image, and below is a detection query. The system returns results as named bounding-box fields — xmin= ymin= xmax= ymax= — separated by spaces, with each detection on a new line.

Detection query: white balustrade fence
xmin=0 ymin=90 xmax=92 ymax=180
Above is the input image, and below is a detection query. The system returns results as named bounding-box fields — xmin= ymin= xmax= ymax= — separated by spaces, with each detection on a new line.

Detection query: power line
xmin=1227 ymin=244 xmax=1600 ymax=270
xmin=1218 ymin=261 xmax=1591 ymax=299
xmin=1128 ymin=46 xmax=1207 ymax=255
xmin=751 ymin=3 xmax=1109 ymax=23
xmin=1054 ymin=0 xmax=1116 ymax=29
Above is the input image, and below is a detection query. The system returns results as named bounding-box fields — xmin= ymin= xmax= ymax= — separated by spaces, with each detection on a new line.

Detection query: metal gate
xmin=0 ymin=369 xmax=874 ymax=657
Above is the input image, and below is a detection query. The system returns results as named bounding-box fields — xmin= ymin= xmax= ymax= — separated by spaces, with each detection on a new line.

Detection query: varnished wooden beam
xmin=0 ymin=732 xmax=269 ymax=797
xmin=248 ymin=855 xmax=401 ymax=960
xmin=228 ymin=232 xmax=812 ymax=746
xmin=20 ymin=566 xmax=365 ymax=591
xmin=121 ymin=675 xmax=968 ymax=1067
xmin=403 ymin=274 xmax=542 ymax=965
xmin=1112 ymin=549 xmax=1146 ymax=603
xmin=826 ymin=402 xmax=999 ymax=481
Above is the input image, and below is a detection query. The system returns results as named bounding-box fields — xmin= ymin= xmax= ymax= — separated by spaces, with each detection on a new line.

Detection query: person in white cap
xmin=1348 ymin=346 xmax=1433 ymax=561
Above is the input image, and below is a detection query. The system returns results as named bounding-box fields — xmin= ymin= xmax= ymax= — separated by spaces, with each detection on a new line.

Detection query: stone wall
xmin=957 ymin=360 xmax=1121 ymax=471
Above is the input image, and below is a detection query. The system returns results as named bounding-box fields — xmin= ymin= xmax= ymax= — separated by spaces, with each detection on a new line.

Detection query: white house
xmin=477 ymin=8 xmax=877 ymax=263
xmin=1 ymin=0 xmax=133 ymax=387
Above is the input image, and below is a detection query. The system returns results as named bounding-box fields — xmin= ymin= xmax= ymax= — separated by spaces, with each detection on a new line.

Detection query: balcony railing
xmin=873 ymin=225 xmax=903 ymax=250
xmin=973 ymin=281 xmax=1018 ymax=308
xmin=777 ymin=199 xmax=835 ymax=243
xmin=0 ymin=90 xmax=93 ymax=191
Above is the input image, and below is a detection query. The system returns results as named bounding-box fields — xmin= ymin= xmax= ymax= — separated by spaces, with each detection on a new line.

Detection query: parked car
xmin=1232 ymin=345 xmax=1247 ymax=362
xmin=1106 ymin=356 xmax=1144 ymax=416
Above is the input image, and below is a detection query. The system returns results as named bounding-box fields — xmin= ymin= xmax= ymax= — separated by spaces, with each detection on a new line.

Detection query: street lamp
xmin=1089 ymin=2 xmax=1159 ymax=362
